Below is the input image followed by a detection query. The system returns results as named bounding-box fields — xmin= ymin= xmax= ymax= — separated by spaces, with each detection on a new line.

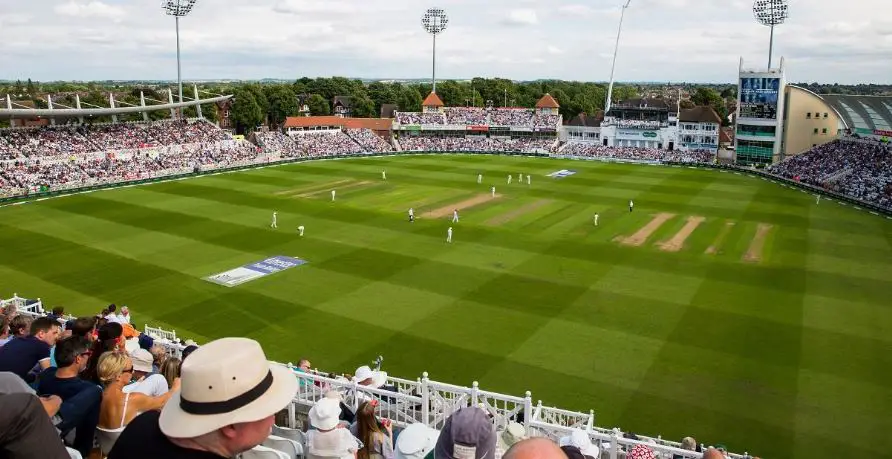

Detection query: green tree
xmin=265 ymin=85 xmax=299 ymax=127
xmin=690 ymin=87 xmax=729 ymax=125
xmin=26 ymin=78 xmax=36 ymax=94
xmin=397 ymin=86 xmax=422 ymax=112
xmin=350 ymin=94 xmax=376 ymax=118
xmin=230 ymin=89 xmax=264 ymax=134
xmin=307 ymin=94 xmax=330 ymax=116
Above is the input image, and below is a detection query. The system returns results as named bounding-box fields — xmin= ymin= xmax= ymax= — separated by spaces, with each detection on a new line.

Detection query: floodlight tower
xmin=162 ymin=0 xmax=199 ymax=112
xmin=605 ymin=0 xmax=632 ymax=115
xmin=422 ymin=8 xmax=449 ymax=93
xmin=753 ymin=0 xmax=788 ymax=70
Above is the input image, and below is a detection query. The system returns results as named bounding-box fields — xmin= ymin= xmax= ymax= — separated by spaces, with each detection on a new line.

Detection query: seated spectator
xmin=394 ymin=423 xmax=439 ymax=459
xmin=0 ymin=314 xmax=9 ymax=347
xmin=496 ymin=422 xmax=526 ymax=459
xmin=104 ymin=304 xmax=121 ymax=324
xmin=351 ymin=400 xmax=394 ymax=459
xmin=434 ymin=406 xmax=497 ymax=459
xmin=0 ymin=393 xmax=73 ymax=459
xmin=353 ymin=365 xmax=387 ymax=389
xmin=35 ymin=336 xmax=102 ymax=457
xmin=673 ymin=437 xmax=697 ymax=459
xmin=503 ymin=437 xmax=565 ymax=459
xmin=0 ymin=316 xmax=61 ymax=382
xmin=118 ymin=306 xmax=131 ymax=324
xmin=307 ymin=397 xmax=361 ymax=459
xmin=124 ymin=348 xmax=169 ymax=397
xmin=558 ymin=429 xmax=599 ymax=459
xmin=83 ymin=322 xmax=125 ymax=384
xmin=48 ymin=306 xmax=66 ymax=322
xmin=159 ymin=356 xmax=181 ymax=389
xmin=107 ymin=337 xmax=297 ymax=458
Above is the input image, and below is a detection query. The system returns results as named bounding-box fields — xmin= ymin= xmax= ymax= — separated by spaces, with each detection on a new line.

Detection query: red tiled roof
xmin=343 ymin=118 xmax=393 ymax=131
xmin=422 ymin=92 xmax=444 ymax=107
xmin=536 ymin=93 xmax=560 ymax=109
xmin=284 ymin=116 xmax=393 ymax=130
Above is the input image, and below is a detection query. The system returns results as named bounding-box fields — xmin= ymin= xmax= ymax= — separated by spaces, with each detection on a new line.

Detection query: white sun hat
xmin=353 ymin=365 xmax=387 ymax=388
xmin=158 ymin=337 xmax=298 ymax=438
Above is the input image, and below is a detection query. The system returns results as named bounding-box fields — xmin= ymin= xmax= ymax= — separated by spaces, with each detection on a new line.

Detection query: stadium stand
xmin=557 ymin=143 xmax=716 ymax=164
xmin=767 ymin=138 xmax=892 ymax=209
xmin=1 ymin=293 xmax=754 ymax=459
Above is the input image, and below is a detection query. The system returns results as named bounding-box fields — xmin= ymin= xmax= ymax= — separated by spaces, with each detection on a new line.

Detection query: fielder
xmin=629 ymin=200 xmax=634 ymax=213
xmin=447 ymin=226 xmax=453 ymax=243
xmin=331 ymin=189 xmax=336 ymax=201
xmin=382 ymin=169 xmax=387 ymax=180
xmin=477 ymin=173 xmax=483 ymax=184
xmin=452 ymin=209 xmax=459 ymax=223
xmin=816 ymin=194 xmax=821 ymax=205
xmin=526 ymin=174 xmax=531 ymax=185
xmin=408 ymin=207 xmax=415 ymax=223
xmin=270 ymin=211 xmax=278 ymax=229
xmin=491 ymin=186 xmax=496 ymax=198
xmin=518 ymin=173 xmax=522 ymax=182
xmin=507 ymin=174 xmax=512 ymax=185
xmin=297 ymin=225 xmax=305 ymax=236
xmin=594 ymin=213 xmax=599 ymax=226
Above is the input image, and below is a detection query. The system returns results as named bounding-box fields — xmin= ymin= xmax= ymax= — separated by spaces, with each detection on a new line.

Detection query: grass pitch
xmin=2 ymin=154 xmax=891 ymax=458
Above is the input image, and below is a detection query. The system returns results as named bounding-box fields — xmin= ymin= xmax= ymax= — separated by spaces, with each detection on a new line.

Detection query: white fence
xmin=3 ymin=295 xmax=757 ymax=459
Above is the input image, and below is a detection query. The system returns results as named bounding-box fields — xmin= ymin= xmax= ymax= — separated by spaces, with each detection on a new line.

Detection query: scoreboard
xmin=739 ymin=77 xmax=780 ymax=120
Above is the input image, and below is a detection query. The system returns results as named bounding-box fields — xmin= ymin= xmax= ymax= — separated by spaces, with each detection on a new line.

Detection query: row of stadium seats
xmin=400 ymin=136 xmax=557 ymax=153
xmin=557 ymin=143 xmax=716 ymax=164
xmin=0 ymin=293 xmax=754 ymax=459
xmin=0 ymin=120 xmax=229 ymax=160
xmin=396 ymin=108 xmax=561 ymax=128
xmin=767 ymin=139 xmax=892 ymax=209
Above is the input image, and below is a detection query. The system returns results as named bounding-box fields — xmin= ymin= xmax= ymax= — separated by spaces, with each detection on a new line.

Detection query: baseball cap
xmin=434 ymin=407 xmax=496 ymax=459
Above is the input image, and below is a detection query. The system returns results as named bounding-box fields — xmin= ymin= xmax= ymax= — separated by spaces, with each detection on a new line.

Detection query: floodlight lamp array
xmin=162 ymin=0 xmax=198 ymax=17
xmin=422 ymin=8 xmax=449 ymax=35
xmin=753 ymin=0 xmax=788 ymax=26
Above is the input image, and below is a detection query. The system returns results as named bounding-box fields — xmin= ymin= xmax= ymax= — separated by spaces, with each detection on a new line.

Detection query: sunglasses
xmin=123 ymin=367 xmax=134 ymax=374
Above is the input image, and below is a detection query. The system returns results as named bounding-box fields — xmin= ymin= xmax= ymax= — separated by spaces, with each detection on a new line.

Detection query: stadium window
xmin=822 ymin=128 xmax=827 ymax=134
xmin=823 ymin=113 xmax=828 ymax=118
xmin=813 ymin=128 xmax=819 ymax=134
xmin=806 ymin=113 xmax=811 ymax=119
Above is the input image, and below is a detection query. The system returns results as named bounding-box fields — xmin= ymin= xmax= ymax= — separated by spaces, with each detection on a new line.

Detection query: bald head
xmin=504 ymin=438 xmax=566 ymax=459
xmin=702 ymin=447 xmax=725 ymax=459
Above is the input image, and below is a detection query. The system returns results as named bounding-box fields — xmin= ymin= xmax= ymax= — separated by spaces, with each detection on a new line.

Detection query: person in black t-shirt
xmin=108 ymin=337 xmax=298 ymax=459
xmin=0 ymin=317 xmax=61 ymax=382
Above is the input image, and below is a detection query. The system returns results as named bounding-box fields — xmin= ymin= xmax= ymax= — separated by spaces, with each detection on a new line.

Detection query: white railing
xmin=4 ymin=293 xmax=757 ymax=459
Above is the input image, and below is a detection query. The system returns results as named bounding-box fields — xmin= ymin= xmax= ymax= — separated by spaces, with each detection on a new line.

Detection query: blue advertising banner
xmin=204 ymin=255 xmax=308 ymax=287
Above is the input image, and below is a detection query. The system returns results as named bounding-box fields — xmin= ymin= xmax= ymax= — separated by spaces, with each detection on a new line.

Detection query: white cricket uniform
xmin=629 ymin=200 xmax=634 ymax=212
xmin=526 ymin=175 xmax=531 ymax=185
xmin=382 ymin=170 xmax=387 ymax=180
xmin=816 ymin=195 xmax=821 ymax=204
xmin=298 ymin=225 xmax=305 ymax=236
xmin=508 ymin=175 xmax=512 ymax=185
xmin=452 ymin=210 xmax=459 ymax=223
xmin=331 ymin=190 xmax=336 ymax=201
xmin=409 ymin=208 xmax=415 ymax=222
xmin=447 ymin=227 xmax=453 ymax=243
xmin=594 ymin=214 xmax=599 ymax=226
xmin=518 ymin=173 xmax=522 ymax=182
xmin=491 ymin=186 xmax=496 ymax=197
xmin=477 ymin=174 xmax=482 ymax=184
xmin=271 ymin=212 xmax=277 ymax=229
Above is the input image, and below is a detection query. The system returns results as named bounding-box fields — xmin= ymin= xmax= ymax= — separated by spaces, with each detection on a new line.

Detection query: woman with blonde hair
xmin=352 ymin=400 xmax=393 ymax=459
xmin=95 ymin=351 xmax=180 ymax=455
xmin=159 ymin=356 xmax=181 ymax=390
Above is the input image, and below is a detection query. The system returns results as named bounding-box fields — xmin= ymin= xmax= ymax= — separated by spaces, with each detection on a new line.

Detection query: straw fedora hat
xmin=159 ymin=337 xmax=298 ymax=438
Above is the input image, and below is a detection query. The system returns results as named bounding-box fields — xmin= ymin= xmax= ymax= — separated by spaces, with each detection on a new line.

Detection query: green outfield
xmin=1 ymin=154 xmax=891 ymax=458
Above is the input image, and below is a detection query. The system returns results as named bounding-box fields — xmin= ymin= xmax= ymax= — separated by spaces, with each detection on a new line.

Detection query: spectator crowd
xmin=0 ymin=120 xmax=230 ymax=161
xmin=560 ymin=143 xmax=715 ymax=163
xmin=400 ymin=136 xmax=556 ymax=153
xmin=767 ymin=139 xmax=892 ymax=209
xmin=396 ymin=108 xmax=561 ymax=129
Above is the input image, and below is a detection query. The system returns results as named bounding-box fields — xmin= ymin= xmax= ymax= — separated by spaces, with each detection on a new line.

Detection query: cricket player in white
xmin=629 ymin=200 xmax=634 ymax=213
xmin=447 ymin=227 xmax=453 ymax=243
xmin=816 ymin=194 xmax=821 ymax=205
xmin=491 ymin=186 xmax=496 ymax=197
xmin=477 ymin=173 xmax=482 ymax=184
xmin=331 ymin=189 xmax=336 ymax=201
xmin=408 ymin=208 xmax=415 ymax=222
xmin=297 ymin=225 xmax=305 ymax=236
xmin=526 ymin=174 xmax=531 ymax=185
xmin=594 ymin=213 xmax=599 ymax=226
xmin=518 ymin=173 xmax=522 ymax=182
xmin=452 ymin=209 xmax=459 ymax=223
xmin=507 ymin=174 xmax=512 ymax=185
xmin=382 ymin=169 xmax=387 ymax=180
xmin=270 ymin=211 xmax=278 ymax=229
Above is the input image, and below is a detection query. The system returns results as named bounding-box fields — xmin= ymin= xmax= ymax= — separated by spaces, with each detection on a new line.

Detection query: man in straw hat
xmin=108 ymin=337 xmax=298 ymax=458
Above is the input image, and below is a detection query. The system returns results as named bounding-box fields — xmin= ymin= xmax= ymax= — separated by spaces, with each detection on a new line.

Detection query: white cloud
xmin=272 ymin=0 xmax=354 ymax=15
xmin=547 ymin=46 xmax=564 ymax=55
xmin=54 ymin=1 xmax=125 ymax=20
xmin=503 ymin=9 xmax=538 ymax=26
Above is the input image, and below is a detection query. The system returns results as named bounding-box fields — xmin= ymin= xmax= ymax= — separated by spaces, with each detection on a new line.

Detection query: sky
xmin=2 ymin=0 xmax=891 ymax=84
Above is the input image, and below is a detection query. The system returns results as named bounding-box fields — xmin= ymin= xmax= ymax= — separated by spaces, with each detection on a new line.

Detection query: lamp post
xmin=605 ymin=0 xmax=632 ymax=115
xmin=162 ymin=0 xmax=199 ymax=116
xmin=422 ymin=8 xmax=449 ymax=94
xmin=753 ymin=0 xmax=788 ymax=70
